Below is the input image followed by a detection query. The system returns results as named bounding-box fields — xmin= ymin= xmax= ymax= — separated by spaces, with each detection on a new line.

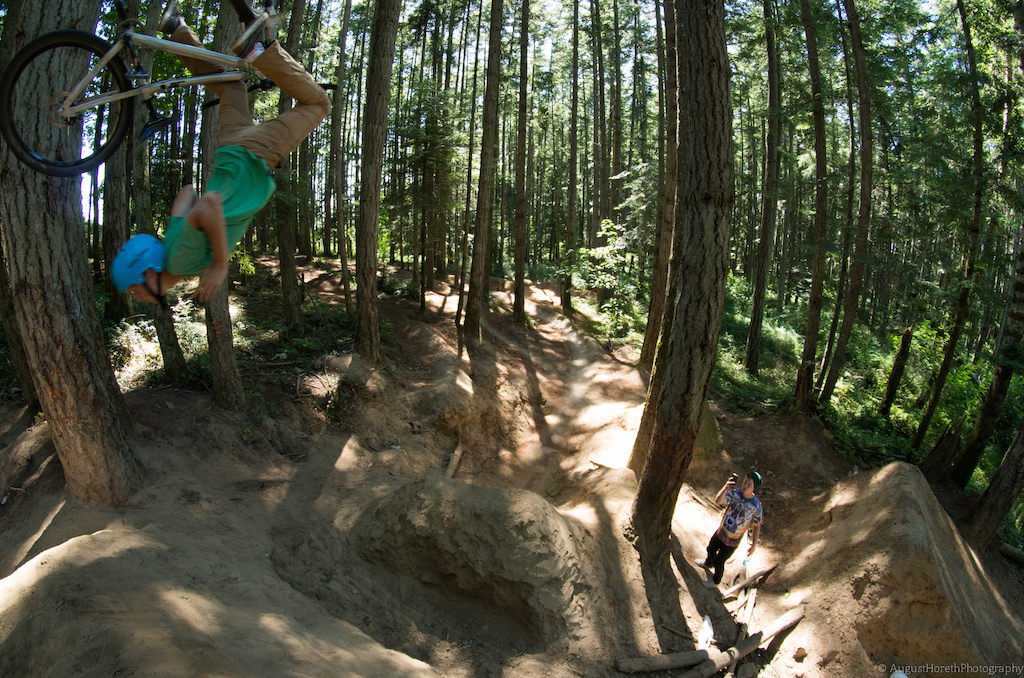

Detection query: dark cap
xmin=747 ymin=471 xmax=763 ymax=488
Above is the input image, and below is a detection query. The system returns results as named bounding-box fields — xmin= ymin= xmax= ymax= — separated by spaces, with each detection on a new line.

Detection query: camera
xmin=729 ymin=473 xmax=740 ymax=484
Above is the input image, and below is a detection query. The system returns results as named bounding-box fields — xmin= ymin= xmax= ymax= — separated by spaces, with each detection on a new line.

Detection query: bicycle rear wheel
xmin=0 ymin=30 xmax=134 ymax=177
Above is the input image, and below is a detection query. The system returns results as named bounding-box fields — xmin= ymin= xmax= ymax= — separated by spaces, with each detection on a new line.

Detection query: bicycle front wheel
xmin=0 ymin=30 xmax=134 ymax=177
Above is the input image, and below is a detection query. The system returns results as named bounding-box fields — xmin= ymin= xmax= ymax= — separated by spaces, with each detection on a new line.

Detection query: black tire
xmin=0 ymin=30 xmax=134 ymax=177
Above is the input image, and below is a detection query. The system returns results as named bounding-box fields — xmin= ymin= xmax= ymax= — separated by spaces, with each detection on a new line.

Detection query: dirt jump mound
xmin=352 ymin=474 xmax=586 ymax=644
xmin=779 ymin=461 xmax=1023 ymax=672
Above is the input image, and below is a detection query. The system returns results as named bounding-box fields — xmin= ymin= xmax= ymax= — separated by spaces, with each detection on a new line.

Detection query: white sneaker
xmin=702 ymin=578 xmax=717 ymax=588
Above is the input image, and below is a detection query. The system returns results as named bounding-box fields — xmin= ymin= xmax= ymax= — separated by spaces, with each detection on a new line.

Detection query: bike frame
xmin=58 ymin=29 xmax=252 ymax=119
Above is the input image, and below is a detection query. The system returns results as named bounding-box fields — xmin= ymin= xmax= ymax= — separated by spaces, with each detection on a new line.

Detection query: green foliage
xmin=525 ymin=261 xmax=559 ymax=284
xmin=105 ymin=264 xmax=393 ymax=394
xmin=715 ymin=273 xmax=800 ymax=410
xmin=569 ymin=221 xmax=647 ymax=339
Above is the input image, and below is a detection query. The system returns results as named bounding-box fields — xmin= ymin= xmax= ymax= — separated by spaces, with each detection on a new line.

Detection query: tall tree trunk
xmin=950 ymin=242 xmax=1024 ymax=486
xmin=0 ymin=0 xmax=144 ymax=504
xmin=795 ymin=0 xmax=828 ymax=412
xmin=103 ymin=143 xmax=134 ymax=324
xmin=329 ymin=0 xmax=353 ymax=308
xmin=456 ymin=0 xmax=484 ymax=329
xmin=273 ymin=0 xmax=308 ymax=338
xmin=911 ymin=0 xmax=985 ymax=450
xmin=638 ymin=0 xmax=676 ymax=373
xmin=743 ymin=0 xmax=781 ymax=376
xmin=561 ymin=0 xmax=580 ymax=314
xmin=961 ymin=418 xmax=1024 ymax=551
xmin=512 ymin=0 xmax=529 ymax=323
xmin=880 ymin=325 xmax=914 ymax=417
xmin=463 ymin=0 xmax=503 ymax=341
xmin=630 ymin=0 xmax=733 ymax=559
xmin=200 ymin=9 xmax=247 ymax=410
xmin=127 ymin=0 xmax=189 ymax=386
xmin=609 ymin=0 xmax=623 ymax=226
xmin=590 ymin=0 xmax=607 ymax=247
xmin=355 ymin=0 xmax=401 ymax=362
xmin=819 ymin=0 xmax=873 ymax=404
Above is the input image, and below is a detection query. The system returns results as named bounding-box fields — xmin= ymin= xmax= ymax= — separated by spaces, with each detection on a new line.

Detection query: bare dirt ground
xmin=1 ymin=265 xmax=1022 ymax=677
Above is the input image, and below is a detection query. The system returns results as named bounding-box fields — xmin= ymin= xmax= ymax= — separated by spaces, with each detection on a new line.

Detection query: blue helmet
xmin=111 ymin=234 xmax=165 ymax=292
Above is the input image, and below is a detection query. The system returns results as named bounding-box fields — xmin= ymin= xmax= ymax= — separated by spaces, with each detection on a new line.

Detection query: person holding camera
xmin=695 ymin=471 xmax=764 ymax=588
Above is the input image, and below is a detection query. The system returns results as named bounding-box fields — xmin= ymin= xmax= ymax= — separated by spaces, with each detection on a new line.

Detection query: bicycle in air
xmin=0 ymin=0 xmax=279 ymax=177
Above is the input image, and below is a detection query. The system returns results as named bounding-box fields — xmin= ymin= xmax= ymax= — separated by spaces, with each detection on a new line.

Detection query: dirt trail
xmin=0 ymin=269 xmax=1022 ymax=677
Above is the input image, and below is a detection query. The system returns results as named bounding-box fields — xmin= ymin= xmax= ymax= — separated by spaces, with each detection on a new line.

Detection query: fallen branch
xmin=445 ymin=445 xmax=463 ymax=477
xmin=994 ymin=541 xmax=1024 ymax=568
xmin=724 ymin=588 xmax=758 ymax=678
xmin=721 ymin=564 xmax=778 ymax=598
xmin=660 ymin=623 xmax=693 ymax=640
xmin=614 ymin=606 xmax=804 ymax=675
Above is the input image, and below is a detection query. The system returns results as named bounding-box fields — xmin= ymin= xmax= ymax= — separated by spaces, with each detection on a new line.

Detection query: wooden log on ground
xmin=677 ymin=606 xmax=805 ymax=678
xmin=615 ymin=649 xmax=708 ymax=674
xmin=615 ymin=605 xmax=803 ymax=675
xmin=721 ymin=563 xmax=778 ymax=598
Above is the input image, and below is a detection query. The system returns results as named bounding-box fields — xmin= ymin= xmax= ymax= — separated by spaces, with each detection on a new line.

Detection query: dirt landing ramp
xmin=352 ymin=474 xmax=586 ymax=644
xmin=779 ymin=461 xmax=1023 ymax=672
xmin=0 ymin=526 xmax=441 ymax=677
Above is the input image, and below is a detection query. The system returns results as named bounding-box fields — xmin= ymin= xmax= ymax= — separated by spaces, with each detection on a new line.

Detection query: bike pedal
xmin=140 ymin=115 xmax=175 ymax=141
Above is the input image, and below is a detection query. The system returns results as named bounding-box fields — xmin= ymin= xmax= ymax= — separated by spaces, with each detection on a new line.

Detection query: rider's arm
xmin=187 ymin=191 xmax=228 ymax=302
xmin=715 ymin=476 xmax=736 ymax=506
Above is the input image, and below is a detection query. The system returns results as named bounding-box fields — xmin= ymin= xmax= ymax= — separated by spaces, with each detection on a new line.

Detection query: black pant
xmin=705 ymin=533 xmax=738 ymax=584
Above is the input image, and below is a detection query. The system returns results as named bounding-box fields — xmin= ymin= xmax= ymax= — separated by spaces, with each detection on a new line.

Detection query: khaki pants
xmin=171 ymin=25 xmax=330 ymax=169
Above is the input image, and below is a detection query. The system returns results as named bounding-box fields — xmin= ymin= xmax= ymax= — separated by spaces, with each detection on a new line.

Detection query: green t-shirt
xmin=163 ymin=146 xmax=276 ymax=276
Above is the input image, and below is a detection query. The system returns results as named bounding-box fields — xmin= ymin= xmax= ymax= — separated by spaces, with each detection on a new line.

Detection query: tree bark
xmin=638 ymin=0 xmax=677 ymax=373
xmin=630 ymin=0 xmax=733 ymax=559
xmin=355 ymin=0 xmax=401 ymax=362
xmin=273 ymin=0 xmax=308 ymax=338
xmin=743 ymin=0 xmax=781 ymax=376
xmin=0 ymin=218 xmax=40 ymax=414
xmin=463 ymin=0 xmax=503 ymax=342
xmin=329 ymin=0 xmax=353 ymax=308
xmin=962 ymin=419 xmax=1024 ymax=551
xmin=512 ymin=0 xmax=529 ymax=324
xmin=128 ymin=0 xmax=189 ymax=386
xmin=456 ymin=1 xmax=484 ymax=330
xmin=197 ymin=10 xmax=247 ymax=410
xmin=561 ymin=0 xmax=580 ymax=315
xmin=590 ymin=0 xmax=608 ymax=247
xmin=819 ymin=0 xmax=873 ymax=404
xmin=951 ymin=242 xmax=1024 ymax=486
xmin=795 ymin=0 xmax=828 ymax=411
xmin=918 ymin=418 xmax=965 ymax=484
xmin=627 ymin=0 xmax=684 ymax=473
xmin=880 ymin=325 xmax=913 ymax=417
xmin=0 ymin=0 xmax=144 ymax=505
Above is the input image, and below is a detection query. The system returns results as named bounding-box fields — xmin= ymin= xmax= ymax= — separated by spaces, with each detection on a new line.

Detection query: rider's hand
xmin=193 ymin=262 xmax=228 ymax=303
